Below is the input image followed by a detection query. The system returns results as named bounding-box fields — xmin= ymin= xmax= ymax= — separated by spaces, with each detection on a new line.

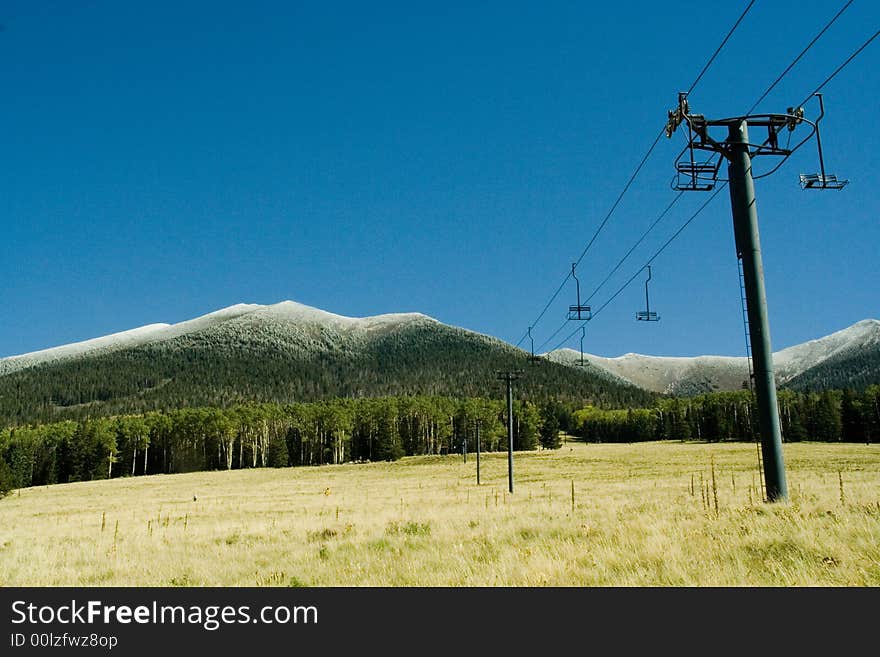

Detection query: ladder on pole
xmin=738 ymin=256 xmax=765 ymax=501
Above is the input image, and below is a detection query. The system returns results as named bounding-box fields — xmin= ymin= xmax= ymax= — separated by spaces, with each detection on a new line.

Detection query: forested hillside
xmin=0 ymin=318 xmax=651 ymax=427
xmin=785 ymin=349 xmax=880 ymax=392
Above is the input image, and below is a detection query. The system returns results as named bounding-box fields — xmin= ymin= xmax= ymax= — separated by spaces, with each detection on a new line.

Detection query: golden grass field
xmin=1 ymin=440 xmax=879 ymax=586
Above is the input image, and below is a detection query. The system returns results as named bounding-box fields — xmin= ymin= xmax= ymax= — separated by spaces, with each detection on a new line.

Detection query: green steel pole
xmin=506 ymin=376 xmax=514 ymax=494
xmin=475 ymin=421 xmax=481 ymax=486
xmin=727 ymin=120 xmax=788 ymax=502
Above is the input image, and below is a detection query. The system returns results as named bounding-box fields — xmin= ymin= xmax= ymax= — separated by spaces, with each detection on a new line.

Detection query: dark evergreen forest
xmin=2 ymin=387 xmax=877 ymax=497
xmin=572 ymin=387 xmax=880 ymax=444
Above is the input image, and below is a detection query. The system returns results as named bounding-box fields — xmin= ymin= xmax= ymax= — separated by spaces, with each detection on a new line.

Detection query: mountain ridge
xmin=0 ymin=300 xmax=651 ymax=427
xmin=547 ymin=318 xmax=880 ymax=394
xmin=0 ymin=304 xmax=875 ymax=427
xmin=0 ymin=301 xmax=438 ymax=376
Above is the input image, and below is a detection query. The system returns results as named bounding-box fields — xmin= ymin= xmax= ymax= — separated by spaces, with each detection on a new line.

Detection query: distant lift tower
xmin=664 ymin=92 xmax=843 ymax=501
xmin=577 ymin=325 xmax=587 ymax=367
xmin=496 ymin=370 xmax=523 ymax=494
xmin=568 ymin=263 xmax=592 ymax=321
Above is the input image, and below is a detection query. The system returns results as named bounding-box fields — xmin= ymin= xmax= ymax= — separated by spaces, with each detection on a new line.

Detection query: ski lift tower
xmin=664 ymin=92 xmax=838 ymax=501
xmin=576 ymin=325 xmax=587 ymax=367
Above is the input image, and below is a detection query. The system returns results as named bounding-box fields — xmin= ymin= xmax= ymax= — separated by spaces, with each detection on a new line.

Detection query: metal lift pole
xmin=506 ymin=374 xmax=514 ymax=494
xmin=579 ymin=326 xmax=585 ymax=366
xmin=475 ymin=420 xmax=481 ymax=486
xmin=727 ymin=120 xmax=788 ymax=502
xmin=496 ymin=371 xmax=520 ymax=494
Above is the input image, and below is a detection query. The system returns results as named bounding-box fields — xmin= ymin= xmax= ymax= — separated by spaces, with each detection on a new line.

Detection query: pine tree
xmin=840 ymin=389 xmax=864 ymax=442
xmin=812 ymin=391 xmax=842 ymax=441
xmin=0 ymin=456 xmax=14 ymax=498
xmin=514 ymin=401 xmax=540 ymax=450
xmin=266 ymin=435 xmax=289 ymax=467
xmin=538 ymin=404 xmax=561 ymax=449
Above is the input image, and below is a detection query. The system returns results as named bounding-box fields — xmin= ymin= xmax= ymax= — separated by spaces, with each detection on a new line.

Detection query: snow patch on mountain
xmin=0 ymin=324 xmax=172 ymax=375
xmin=548 ymin=319 xmax=880 ymax=394
xmin=0 ymin=301 xmax=438 ymax=375
xmin=547 ymin=349 xmax=749 ymax=394
xmin=774 ymin=319 xmax=880 ymax=376
xmin=260 ymin=300 xmax=432 ymax=331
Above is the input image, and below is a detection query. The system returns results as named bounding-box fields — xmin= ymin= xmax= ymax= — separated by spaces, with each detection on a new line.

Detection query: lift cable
xmin=753 ymin=25 xmax=879 ymax=183
xmin=547 ymin=25 xmax=880 ymax=354
xmin=513 ymin=275 xmax=573 ymax=348
xmin=514 ymin=1 xmax=757 ymax=347
xmin=534 ymin=191 xmax=683 ymax=353
xmin=573 ymin=128 xmax=666 ymax=270
xmin=794 ymin=26 xmax=880 ymax=109
xmin=746 ymin=0 xmax=854 ymax=115
xmin=686 ymin=0 xmax=757 ymax=95
xmin=547 ymin=184 xmax=728 ymax=354
xmin=583 ymin=192 xmax=683 ymax=306
xmin=516 ymin=127 xmax=666 ymax=349
xmin=570 ymin=0 xmax=754 ymax=269
xmin=670 ymin=0 xmax=856 ymax=194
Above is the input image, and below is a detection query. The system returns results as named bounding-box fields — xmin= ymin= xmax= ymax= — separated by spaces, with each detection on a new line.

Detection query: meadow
xmin=1 ymin=440 xmax=878 ymax=586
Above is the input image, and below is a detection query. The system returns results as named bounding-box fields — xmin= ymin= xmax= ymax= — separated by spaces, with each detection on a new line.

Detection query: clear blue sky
xmin=2 ymin=1 xmax=878 ymax=359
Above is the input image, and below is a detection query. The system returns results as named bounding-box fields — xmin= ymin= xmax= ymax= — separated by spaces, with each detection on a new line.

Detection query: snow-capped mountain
xmin=547 ymin=319 xmax=880 ymax=394
xmin=1 ymin=303 xmax=875 ymax=426
xmin=0 ymin=301 xmax=435 ymax=376
xmin=0 ymin=301 xmax=651 ymax=426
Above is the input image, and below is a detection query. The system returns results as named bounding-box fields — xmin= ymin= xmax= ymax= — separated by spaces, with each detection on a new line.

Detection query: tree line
xmin=572 ymin=387 xmax=880 ymax=443
xmin=0 ymin=396 xmax=565 ymax=494
xmin=3 ymin=386 xmax=876 ymax=497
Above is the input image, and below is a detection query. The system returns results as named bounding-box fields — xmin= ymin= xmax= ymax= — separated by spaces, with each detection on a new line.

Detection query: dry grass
xmin=1 ymin=441 xmax=878 ymax=586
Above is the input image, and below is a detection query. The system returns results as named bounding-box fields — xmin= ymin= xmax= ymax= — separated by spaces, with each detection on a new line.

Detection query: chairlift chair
xmin=636 ymin=265 xmax=660 ymax=322
xmin=799 ymin=172 xmax=847 ymax=190
xmin=672 ymin=102 xmax=721 ymax=191
xmin=567 ymin=263 xmax=592 ymax=321
xmin=674 ymin=160 xmax=720 ymax=191
xmin=527 ymin=327 xmax=544 ymax=363
xmin=798 ymin=93 xmax=848 ymax=190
